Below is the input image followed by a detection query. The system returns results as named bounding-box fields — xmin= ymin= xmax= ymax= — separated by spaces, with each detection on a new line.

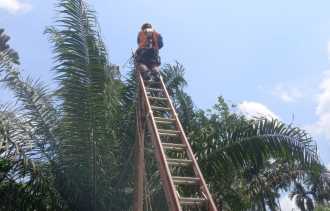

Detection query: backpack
xmin=138 ymin=29 xmax=161 ymax=49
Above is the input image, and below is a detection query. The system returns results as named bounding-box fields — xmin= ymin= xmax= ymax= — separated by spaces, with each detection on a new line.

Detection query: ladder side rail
xmin=137 ymin=71 xmax=181 ymax=211
xmin=133 ymin=91 xmax=145 ymax=211
xmin=159 ymin=76 xmax=218 ymax=211
xmin=145 ymin=118 xmax=179 ymax=211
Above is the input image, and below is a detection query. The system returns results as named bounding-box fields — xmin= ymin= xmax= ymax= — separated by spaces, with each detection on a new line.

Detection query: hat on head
xmin=141 ymin=23 xmax=152 ymax=30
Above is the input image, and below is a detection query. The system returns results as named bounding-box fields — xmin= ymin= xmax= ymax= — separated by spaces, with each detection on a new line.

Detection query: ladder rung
xmin=172 ymin=176 xmax=200 ymax=185
xmin=179 ymin=197 xmax=206 ymax=206
xmin=159 ymin=133 xmax=179 ymax=137
xmin=158 ymin=129 xmax=180 ymax=134
xmin=162 ymin=143 xmax=186 ymax=150
xmin=167 ymin=158 xmax=193 ymax=166
xmin=145 ymin=81 xmax=161 ymax=84
xmin=151 ymin=106 xmax=171 ymax=111
xmin=156 ymin=120 xmax=175 ymax=125
xmin=154 ymin=117 xmax=175 ymax=122
xmin=146 ymin=88 xmax=163 ymax=92
xmin=148 ymin=96 xmax=167 ymax=101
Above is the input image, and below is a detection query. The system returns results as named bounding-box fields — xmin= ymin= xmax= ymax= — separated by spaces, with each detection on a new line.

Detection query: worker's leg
xmin=151 ymin=66 xmax=160 ymax=81
xmin=137 ymin=63 xmax=150 ymax=80
xmin=149 ymin=50 xmax=161 ymax=81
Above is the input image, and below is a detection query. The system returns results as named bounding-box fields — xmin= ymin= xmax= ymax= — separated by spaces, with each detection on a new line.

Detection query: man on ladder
xmin=135 ymin=23 xmax=163 ymax=81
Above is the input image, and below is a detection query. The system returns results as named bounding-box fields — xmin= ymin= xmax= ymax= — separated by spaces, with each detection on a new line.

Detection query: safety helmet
xmin=141 ymin=23 xmax=152 ymax=30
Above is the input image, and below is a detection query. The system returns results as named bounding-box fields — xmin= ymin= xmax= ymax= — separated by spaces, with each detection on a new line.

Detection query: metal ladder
xmin=134 ymin=67 xmax=218 ymax=211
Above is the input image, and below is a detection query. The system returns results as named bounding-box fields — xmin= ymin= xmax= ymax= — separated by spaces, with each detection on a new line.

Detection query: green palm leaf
xmin=46 ymin=0 xmax=121 ymax=210
xmin=0 ymin=106 xmax=67 ymax=210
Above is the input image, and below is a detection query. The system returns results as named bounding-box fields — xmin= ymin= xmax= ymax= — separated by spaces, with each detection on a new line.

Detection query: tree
xmin=45 ymin=0 xmax=123 ymax=210
xmin=186 ymin=97 xmax=320 ymax=210
xmin=0 ymin=0 xmax=123 ymax=210
xmin=0 ymin=27 xmax=67 ymax=210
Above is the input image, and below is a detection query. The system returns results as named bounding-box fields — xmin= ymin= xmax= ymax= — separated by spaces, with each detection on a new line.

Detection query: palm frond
xmin=0 ymin=29 xmax=19 ymax=64
xmin=0 ymin=106 xmax=67 ymax=210
xmin=198 ymin=119 xmax=318 ymax=173
xmin=46 ymin=0 xmax=122 ymax=210
xmin=0 ymin=53 xmax=58 ymax=160
xmin=161 ymin=61 xmax=187 ymax=96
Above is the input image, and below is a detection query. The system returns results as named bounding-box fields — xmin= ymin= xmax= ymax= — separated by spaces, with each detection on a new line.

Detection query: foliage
xmin=185 ymin=97 xmax=324 ymax=210
xmin=45 ymin=0 xmax=123 ymax=210
xmin=315 ymin=204 xmax=330 ymax=211
xmin=0 ymin=29 xmax=19 ymax=64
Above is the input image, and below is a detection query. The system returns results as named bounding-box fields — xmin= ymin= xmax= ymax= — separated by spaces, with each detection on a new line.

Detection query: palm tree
xmin=1 ymin=0 xmax=123 ymax=210
xmin=0 ymin=28 xmax=66 ymax=210
xmin=45 ymin=0 xmax=123 ymax=210
xmin=185 ymin=97 xmax=320 ymax=210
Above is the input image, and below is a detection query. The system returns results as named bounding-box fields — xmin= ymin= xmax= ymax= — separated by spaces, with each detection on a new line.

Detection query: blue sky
xmin=1 ymin=0 xmax=330 ymax=208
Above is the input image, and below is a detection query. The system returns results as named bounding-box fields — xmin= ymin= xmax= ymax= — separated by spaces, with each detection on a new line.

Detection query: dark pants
xmin=135 ymin=48 xmax=161 ymax=80
xmin=137 ymin=63 xmax=160 ymax=81
xmin=135 ymin=48 xmax=160 ymax=67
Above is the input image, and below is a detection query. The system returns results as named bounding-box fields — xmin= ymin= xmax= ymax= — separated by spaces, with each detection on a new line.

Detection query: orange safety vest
xmin=138 ymin=30 xmax=159 ymax=49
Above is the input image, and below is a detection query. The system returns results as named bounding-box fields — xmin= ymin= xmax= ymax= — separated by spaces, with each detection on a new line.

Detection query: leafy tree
xmin=186 ymin=97 xmax=320 ymax=210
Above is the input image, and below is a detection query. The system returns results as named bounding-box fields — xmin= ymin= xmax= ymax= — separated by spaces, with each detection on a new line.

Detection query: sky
xmin=1 ymin=0 xmax=330 ymax=209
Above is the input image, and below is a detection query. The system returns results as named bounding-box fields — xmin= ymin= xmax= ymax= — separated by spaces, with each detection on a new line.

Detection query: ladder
xmin=133 ymin=66 xmax=218 ymax=211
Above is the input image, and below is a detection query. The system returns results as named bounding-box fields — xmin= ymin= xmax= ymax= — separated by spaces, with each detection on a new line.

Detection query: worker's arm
xmin=157 ymin=34 xmax=163 ymax=49
xmin=137 ymin=33 xmax=140 ymax=45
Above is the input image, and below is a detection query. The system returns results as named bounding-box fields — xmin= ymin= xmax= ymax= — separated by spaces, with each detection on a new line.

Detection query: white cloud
xmin=280 ymin=196 xmax=298 ymax=211
xmin=238 ymin=101 xmax=280 ymax=120
xmin=0 ymin=0 xmax=31 ymax=14
xmin=308 ymin=71 xmax=330 ymax=139
xmin=272 ymin=84 xmax=303 ymax=103
xmin=316 ymin=71 xmax=330 ymax=116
